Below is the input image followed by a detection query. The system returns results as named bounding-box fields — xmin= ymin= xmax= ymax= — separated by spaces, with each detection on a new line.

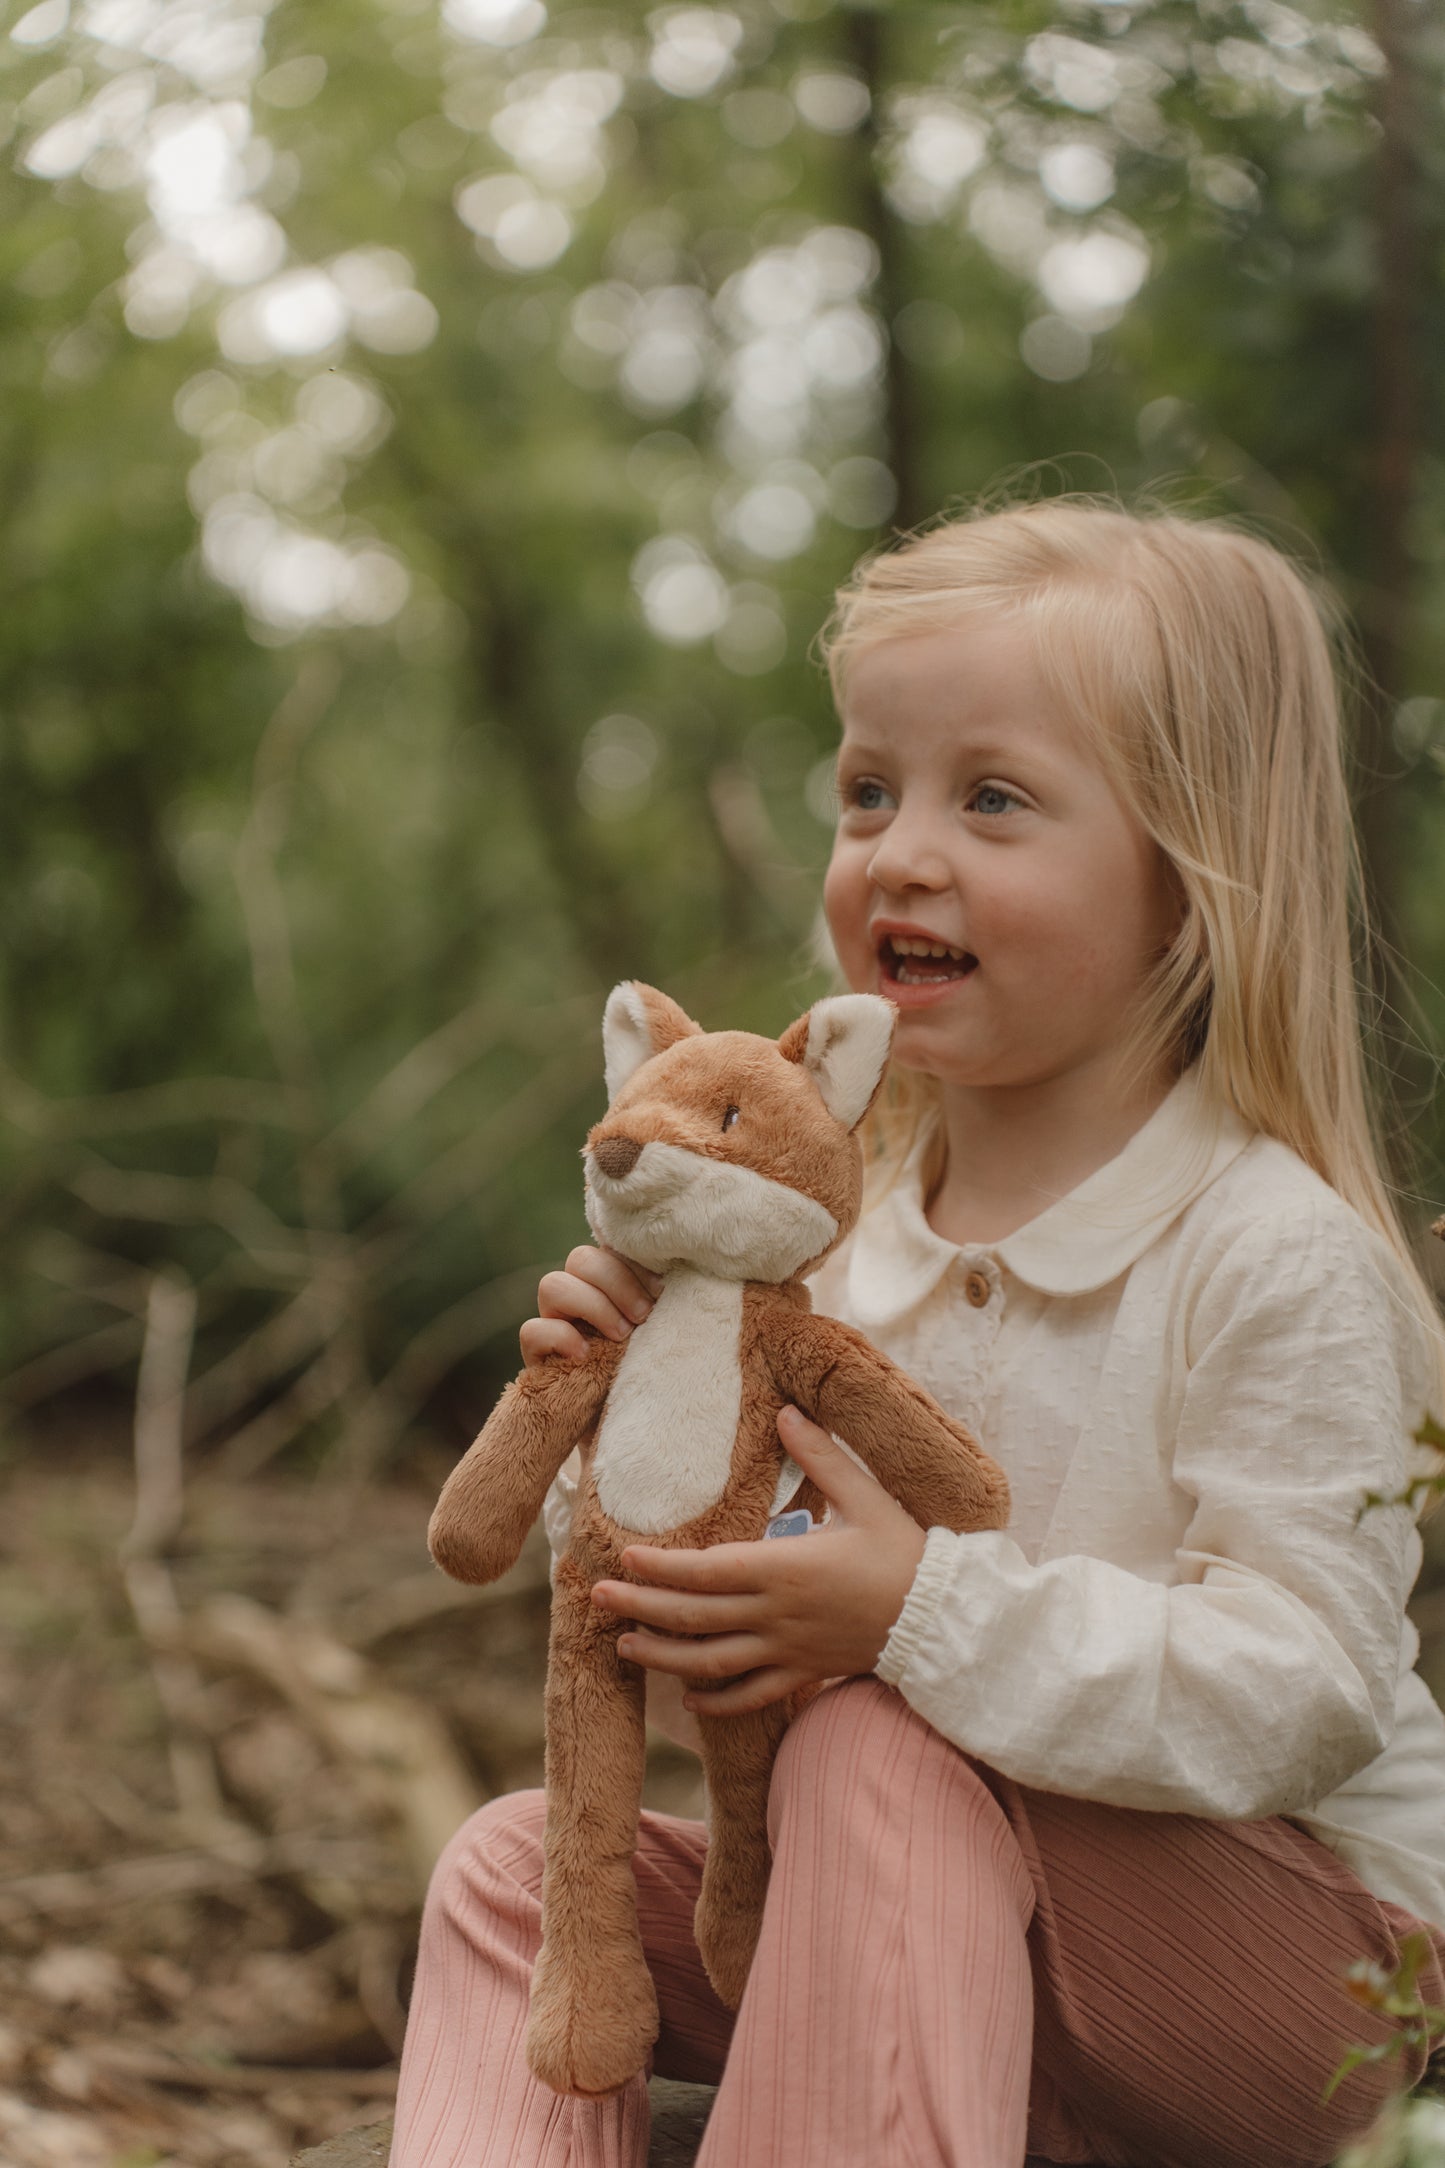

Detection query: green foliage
xmin=1326 ymin=1932 xmax=1445 ymax=2104
xmin=1 ymin=0 xmax=1443 ymax=1466
xmin=1337 ymin=2093 xmax=1445 ymax=2168
xmin=1359 ymin=1417 xmax=1445 ymax=1522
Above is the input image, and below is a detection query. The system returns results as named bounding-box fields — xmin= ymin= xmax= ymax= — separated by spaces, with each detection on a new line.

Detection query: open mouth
xmin=878 ymin=934 xmax=978 ymax=988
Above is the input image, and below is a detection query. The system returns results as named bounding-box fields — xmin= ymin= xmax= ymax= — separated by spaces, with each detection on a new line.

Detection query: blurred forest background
xmin=2 ymin=0 xmax=1445 ymax=2162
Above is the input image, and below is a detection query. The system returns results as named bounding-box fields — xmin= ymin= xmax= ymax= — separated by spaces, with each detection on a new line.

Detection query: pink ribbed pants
xmin=392 ymin=1679 xmax=1445 ymax=2168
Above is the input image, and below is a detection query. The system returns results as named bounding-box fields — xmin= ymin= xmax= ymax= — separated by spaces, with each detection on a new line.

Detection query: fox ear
xmin=779 ymin=994 xmax=896 ymax=1130
xmin=602 ymin=982 xmax=703 ymax=1100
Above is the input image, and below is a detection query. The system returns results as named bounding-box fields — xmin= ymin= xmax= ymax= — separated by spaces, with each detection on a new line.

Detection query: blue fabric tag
xmin=764 ymin=1508 xmax=815 ymax=1540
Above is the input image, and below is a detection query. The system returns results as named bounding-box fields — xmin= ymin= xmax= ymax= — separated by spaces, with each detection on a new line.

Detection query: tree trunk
xmin=842 ymin=9 xmax=925 ymax=533
xmin=463 ymin=564 xmax=650 ymax=990
xmin=1355 ymin=0 xmax=1422 ymax=960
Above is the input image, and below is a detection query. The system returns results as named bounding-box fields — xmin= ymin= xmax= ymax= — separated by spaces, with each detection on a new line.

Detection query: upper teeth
xmin=890 ymin=936 xmax=967 ymax=959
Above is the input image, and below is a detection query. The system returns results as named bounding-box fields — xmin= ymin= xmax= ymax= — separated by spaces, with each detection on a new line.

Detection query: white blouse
xmin=809 ymin=1070 xmax=1445 ymax=1928
xmin=543 ymin=1070 xmax=1445 ymax=1927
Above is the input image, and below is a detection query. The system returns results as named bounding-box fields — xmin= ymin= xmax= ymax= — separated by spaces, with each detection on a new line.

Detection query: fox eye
xmin=721 ymin=1104 xmax=740 ymax=1132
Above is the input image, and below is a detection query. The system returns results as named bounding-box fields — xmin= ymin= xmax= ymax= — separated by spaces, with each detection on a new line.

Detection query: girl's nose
xmin=866 ymin=809 xmax=952 ymax=895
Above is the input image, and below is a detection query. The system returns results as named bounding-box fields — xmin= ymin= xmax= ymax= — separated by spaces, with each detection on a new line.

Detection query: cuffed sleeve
xmin=875 ymin=1200 xmax=1428 ymax=1820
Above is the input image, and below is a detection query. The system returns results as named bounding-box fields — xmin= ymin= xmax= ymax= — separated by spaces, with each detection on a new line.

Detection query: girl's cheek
xmin=821 ymin=853 xmax=869 ymax=979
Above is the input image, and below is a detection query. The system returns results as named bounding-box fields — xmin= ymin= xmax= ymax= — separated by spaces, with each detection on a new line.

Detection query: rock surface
xmin=644 ymin=2080 xmax=716 ymax=2166
xmin=289 ymin=2079 xmax=718 ymax=2167
xmin=292 ymin=2118 xmax=394 ymax=2168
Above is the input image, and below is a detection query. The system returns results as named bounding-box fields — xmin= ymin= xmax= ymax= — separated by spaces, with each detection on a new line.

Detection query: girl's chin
xmin=888 ymin=984 xmax=1027 ymax=1079
xmin=885 ymin=1004 xmax=984 ymax=1081
xmin=889 ymin=1034 xmax=974 ymax=1078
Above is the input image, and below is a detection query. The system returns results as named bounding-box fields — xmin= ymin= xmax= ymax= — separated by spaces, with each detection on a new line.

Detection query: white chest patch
xmin=593 ymin=1270 xmax=745 ymax=1535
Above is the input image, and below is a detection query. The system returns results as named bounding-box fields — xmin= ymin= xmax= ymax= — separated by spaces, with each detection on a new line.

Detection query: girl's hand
xmin=520 ymin=1246 xmax=663 ymax=1371
xmin=590 ymin=1405 xmax=928 ymax=1716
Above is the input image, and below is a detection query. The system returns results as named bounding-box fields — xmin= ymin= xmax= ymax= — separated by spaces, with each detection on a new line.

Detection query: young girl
xmin=392 ymin=501 xmax=1445 ymax=2168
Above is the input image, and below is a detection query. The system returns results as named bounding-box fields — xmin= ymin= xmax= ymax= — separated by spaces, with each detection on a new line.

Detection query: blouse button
xmin=963 ymin=1269 xmax=992 ymax=1309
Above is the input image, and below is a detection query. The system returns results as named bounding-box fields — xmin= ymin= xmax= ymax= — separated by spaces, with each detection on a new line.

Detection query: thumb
xmin=777 ymin=1404 xmax=889 ymax=1521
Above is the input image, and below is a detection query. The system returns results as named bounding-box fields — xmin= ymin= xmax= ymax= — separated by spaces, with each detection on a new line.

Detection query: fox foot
xmin=694 ymin=1881 xmax=765 ymax=2011
xmin=525 ymin=1933 xmax=660 ymax=2099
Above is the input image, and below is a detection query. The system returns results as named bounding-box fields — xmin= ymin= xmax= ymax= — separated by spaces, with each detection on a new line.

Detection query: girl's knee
xmin=766 ymin=1680 xmax=1033 ymax=1923
xmin=771 ymin=1678 xmax=1001 ymax=1831
xmin=427 ymin=1787 xmax=548 ymax=1925
xmin=776 ymin=1677 xmax=944 ymax=1786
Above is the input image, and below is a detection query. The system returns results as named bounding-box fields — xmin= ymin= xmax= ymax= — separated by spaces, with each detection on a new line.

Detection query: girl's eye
xmin=971 ymin=784 xmax=1021 ymax=818
xmin=722 ymin=1104 xmax=740 ymax=1132
xmin=844 ymin=777 xmax=895 ymax=813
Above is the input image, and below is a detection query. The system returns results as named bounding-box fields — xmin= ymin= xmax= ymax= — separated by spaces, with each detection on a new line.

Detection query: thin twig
xmin=309 ymin=1264 xmax=546 ymax=1487
xmin=315 ymin=985 xmax=602 ymax=1172
xmin=352 ymin=1049 xmax=593 ymax=1261
xmin=0 ymin=1829 xmax=396 ymax=1924
xmin=0 ymin=1071 xmax=296 ymax=1139
xmin=182 ymin=1273 xmax=347 ymax=1443
xmin=186 ymin=1594 xmax=482 ymax=1894
xmin=338 ymin=1541 xmax=549 ymax=1651
xmin=25 ymin=1229 xmax=155 ymax=1312
xmin=318 ymin=997 xmax=510 ymax=1168
xmin=80 ymin=2044 xmax=399 ymax=2098
xmin=67 ymin=1151 xmax=308 ymax=1275
xmin=121 ymin=1272 xmax=229 ymax=1829
xmin=2 ymin=1315 xmax=144 ymax=1410
xmin=123 ymin=1274 xmax=197 ymax=1561
xmin=216 ymin=1334 xmax=360 ymax=1481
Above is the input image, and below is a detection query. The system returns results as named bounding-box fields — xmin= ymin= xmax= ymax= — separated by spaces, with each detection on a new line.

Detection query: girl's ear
xmin=778 ymin=994 xmax=896 ymax=1129
xmin=602 ymin=982 xmax=703 ymax=1100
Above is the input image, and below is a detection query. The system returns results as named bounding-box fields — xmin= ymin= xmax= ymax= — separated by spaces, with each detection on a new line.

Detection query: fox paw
xmin=526 ymin=1939 xmax=659 ymax=2099
xmin=695 ymin=1890 xmax=762 ymax=2011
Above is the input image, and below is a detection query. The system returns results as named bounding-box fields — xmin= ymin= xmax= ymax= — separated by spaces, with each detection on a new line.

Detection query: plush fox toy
xmin=429 ymin=983 xmax=1008 ymax=2099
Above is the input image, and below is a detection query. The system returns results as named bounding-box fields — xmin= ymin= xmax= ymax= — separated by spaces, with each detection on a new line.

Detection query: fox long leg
xmin=430 ymin=1342 xmax=621 ymax=1587
xmin=525 ymin=1556 xmax=658 ymax=2099
xmin=693 ymin=1697 xmax=794 ymax=2008
xmin=769 ymin=1312 xmax=1008 ymax=1535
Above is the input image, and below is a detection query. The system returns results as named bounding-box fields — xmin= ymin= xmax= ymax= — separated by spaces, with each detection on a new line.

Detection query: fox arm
xmin=765 ymin=1308 xmax=1009 ymax=1536
xmin=429 ymin=1338 xmax=623 ymax=1585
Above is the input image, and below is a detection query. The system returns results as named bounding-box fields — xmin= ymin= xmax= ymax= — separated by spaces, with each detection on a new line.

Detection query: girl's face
xmin=823 ymin=618 xmax=1180 ymax=1095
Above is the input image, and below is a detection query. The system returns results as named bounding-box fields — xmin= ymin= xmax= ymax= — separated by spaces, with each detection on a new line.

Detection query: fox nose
xmin=593 ymin=1135 xmax=643 ymax=1180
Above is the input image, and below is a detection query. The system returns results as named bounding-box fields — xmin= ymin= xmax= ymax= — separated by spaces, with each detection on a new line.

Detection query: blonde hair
xmin=821 ymin=496 xmax=1444 ymax=1397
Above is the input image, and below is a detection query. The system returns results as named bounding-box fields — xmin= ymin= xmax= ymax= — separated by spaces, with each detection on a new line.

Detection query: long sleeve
xmin=875 ymin=1198 xmax=1433 ymax=1820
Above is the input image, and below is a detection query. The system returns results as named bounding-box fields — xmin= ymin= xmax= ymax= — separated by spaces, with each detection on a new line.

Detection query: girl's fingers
xmin=620 ymin=1542 xmax=765 ymax=1593
xmin=616 ymin=1628 xmax=767 ymax=1680
xmin=568 ymin=1244 xmax=660 ymax=1319
xmin=519 ymin=1316 xmax=589 ymax=1370
xmin=592 ymin=1580 xmax=757 ymax=1634
xmin=606 ymin=1249 xmax=665 ymax=1301
xmin=776 ymin=1405 xmax=892 ymax=1517
xmin=684 ymin=1668 xmax=801 ymax=1717
xmin=536 ymin=1268 xmax=635 ymax=1342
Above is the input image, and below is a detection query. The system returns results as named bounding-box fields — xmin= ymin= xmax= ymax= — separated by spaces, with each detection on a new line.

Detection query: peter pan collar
xmin=844 ymin=1067 xmax=1252 ymax=1326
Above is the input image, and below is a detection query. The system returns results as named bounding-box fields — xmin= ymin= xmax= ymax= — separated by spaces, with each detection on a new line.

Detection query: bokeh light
xmin=792 ymin=71 xmax=868 ymax=134
xmin=647 ymin=8 xmax=743 ymax=100
xmin=444 ymin=0 xmax=547 ymax=51
xmin=630 ymin=535 xmax=730 ymax=644
xmin=1037 ymin=227 xmax=1150 ymax=324
xmin=577 ymin=714 xmax=660 ymax=819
